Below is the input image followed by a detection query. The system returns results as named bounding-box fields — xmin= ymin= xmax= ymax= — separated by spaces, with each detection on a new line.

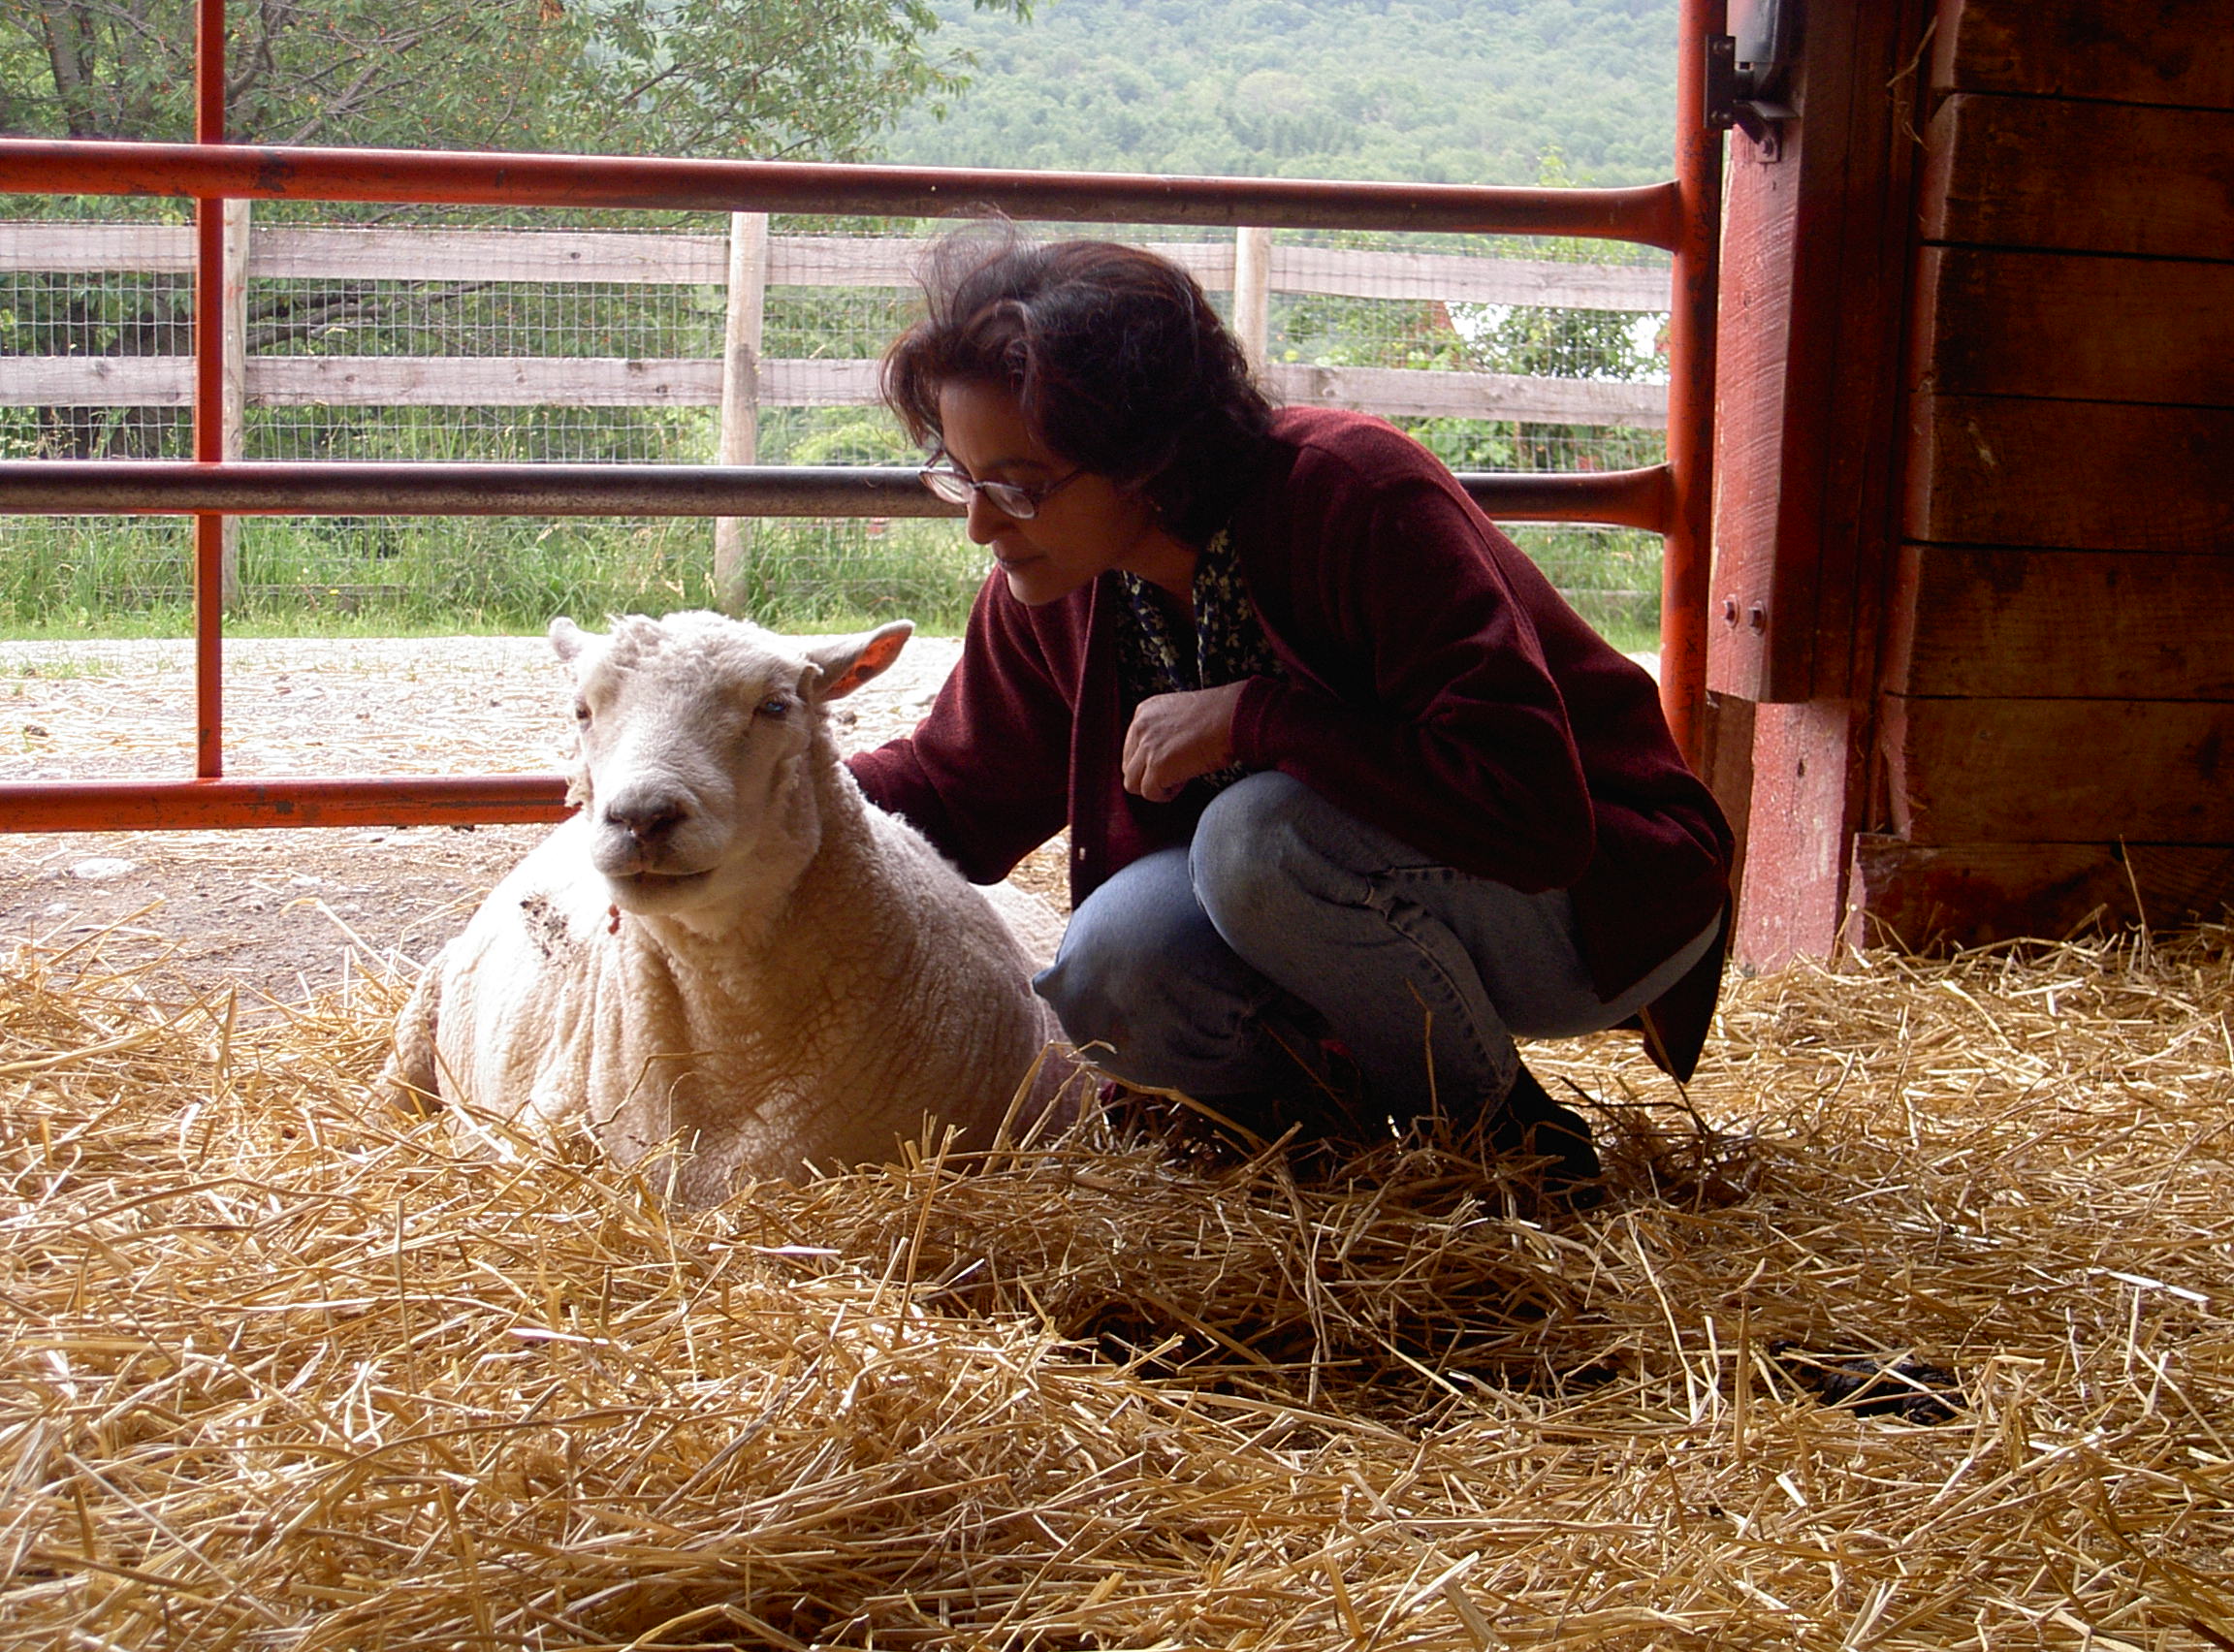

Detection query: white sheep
xmin=381 ymin=610 xmax=1073 ymax=1205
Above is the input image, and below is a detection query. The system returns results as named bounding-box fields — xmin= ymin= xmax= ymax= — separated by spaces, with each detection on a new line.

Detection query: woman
xmin=848 ymin=233 xmax=1733 ymax=1191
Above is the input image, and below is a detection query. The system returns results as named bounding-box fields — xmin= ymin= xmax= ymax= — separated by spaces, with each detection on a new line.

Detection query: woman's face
xmin=934 ymin=379 xmax=1187 ymax=607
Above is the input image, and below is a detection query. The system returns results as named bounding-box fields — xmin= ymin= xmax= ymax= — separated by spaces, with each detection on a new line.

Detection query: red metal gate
xmin=0 ymin=0 xmax=1725 ymax=836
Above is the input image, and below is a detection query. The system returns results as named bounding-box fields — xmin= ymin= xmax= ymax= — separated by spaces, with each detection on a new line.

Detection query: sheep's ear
xmin=549 ymin=617 xmax=589 ymax=663
xmin=805 ymin=620 xmax=913 ymax=703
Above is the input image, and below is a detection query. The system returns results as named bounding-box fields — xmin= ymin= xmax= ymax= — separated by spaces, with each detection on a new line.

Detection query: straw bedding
xmin=2 ymin=919 xmax=2230 ymax=1650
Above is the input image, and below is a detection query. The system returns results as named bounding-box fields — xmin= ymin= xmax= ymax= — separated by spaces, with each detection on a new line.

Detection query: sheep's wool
xmin=382 ymin=611 xmax=1070 ymax=1205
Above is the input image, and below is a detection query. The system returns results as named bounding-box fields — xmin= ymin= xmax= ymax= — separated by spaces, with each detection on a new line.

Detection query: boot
xmin=1484 ymin=1062 xmax=1604 ymax=1208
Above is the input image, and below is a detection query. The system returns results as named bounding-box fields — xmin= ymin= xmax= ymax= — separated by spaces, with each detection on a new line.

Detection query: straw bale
xmin=3 ymin=922 xmax=2232 ymax=1649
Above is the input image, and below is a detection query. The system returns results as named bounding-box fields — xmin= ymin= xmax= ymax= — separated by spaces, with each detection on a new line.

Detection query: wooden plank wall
xmin=1854 ymin=0 xmax=2234 ymax=945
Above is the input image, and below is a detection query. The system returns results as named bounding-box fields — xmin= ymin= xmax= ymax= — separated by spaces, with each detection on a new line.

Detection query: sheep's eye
xmin=573 ymin=699 xmax=591 ymax=725
xmin=757 ymin=694 xmax=791 ymax=718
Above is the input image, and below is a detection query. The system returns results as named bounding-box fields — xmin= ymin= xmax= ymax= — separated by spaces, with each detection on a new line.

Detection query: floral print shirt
xmin=1115 ymin=526 xmax=1287 ymax=794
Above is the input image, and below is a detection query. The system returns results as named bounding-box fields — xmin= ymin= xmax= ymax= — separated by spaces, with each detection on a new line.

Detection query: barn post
xmin=713 ymin=210 xmax=770 ymax=608
xmin=219 ymin=196 xmax=249 ymax=608
xmin=1707 ymin=0 xmax=1936 ymax=969
xmin=1232 ymin=225 xmax=1273 ymax=374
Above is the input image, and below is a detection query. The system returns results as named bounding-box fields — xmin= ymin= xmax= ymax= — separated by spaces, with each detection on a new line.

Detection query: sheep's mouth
xmin=610 ymin=868 xmax=716 ymax=897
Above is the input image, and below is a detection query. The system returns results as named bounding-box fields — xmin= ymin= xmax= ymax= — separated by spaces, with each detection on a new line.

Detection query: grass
xmin=1509 ymin=524 xmax=1663 ymax=654
xmin=0 ymin=515 xmax=1664 ymax=654
xmin=0 ymin=514 xmax=993 ymax=640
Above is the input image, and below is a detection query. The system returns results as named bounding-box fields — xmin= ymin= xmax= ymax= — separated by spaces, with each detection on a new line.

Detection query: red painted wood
xmin=1923 ymin=93 xmax=2234 ymax=263
xmin=1707 ymin=132 xmax=1798 ymax=701
xmin=1701 ymin=690 xmax=1758 ymax=913
xmin=1913 ymin=246 xmax=2234 ymax=410
xmin=1880 ymin=695 xmax=2234 ymax=843
xmin=1707 ymin=0 xmax=1932 ymax=704
xmin=1732 ymin=699 xmax=1868 ymax=970
xmin=1884 ymin=546 xmax=2234 ymax=701
xmin=1868 ymin=1 xmax=2234 ymax=951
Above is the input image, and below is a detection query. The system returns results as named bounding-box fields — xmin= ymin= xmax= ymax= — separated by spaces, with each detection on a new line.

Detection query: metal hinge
xmin=1706 ymin=34 xmax=1799 ymax=161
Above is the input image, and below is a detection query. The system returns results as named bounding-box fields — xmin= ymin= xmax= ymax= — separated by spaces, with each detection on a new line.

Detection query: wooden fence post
xmin=1232 ymin=226 xmax=1272 ymax=373
xmin=714 ymin=210 xmax=770 ymax=607
xmin=220 ymin=195 xmax=249 ymax=606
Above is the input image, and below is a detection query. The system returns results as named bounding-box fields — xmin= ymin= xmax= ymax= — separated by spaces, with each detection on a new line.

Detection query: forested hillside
xmin=883 ymin=0 xmax=1680 ymax=186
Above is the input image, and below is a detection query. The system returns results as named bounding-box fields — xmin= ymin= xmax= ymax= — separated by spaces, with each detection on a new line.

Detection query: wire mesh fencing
xmin=2 ymin=209 xmax=1668 ymax=647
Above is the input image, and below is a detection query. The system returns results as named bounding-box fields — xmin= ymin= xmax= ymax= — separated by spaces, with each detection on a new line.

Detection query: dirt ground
xmin=0 ymin=630 xmax=1065 ymax=1009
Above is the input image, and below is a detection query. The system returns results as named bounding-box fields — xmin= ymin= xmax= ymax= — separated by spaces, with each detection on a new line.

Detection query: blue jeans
xmin=1035 ymin=772 xmax=1718 ymax=1119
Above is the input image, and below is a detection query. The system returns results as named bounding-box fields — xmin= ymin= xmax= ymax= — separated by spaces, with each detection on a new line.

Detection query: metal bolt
xmin=1747 ymin=603 xmax=1769 ymax=632
xmin=1721 ymin=597 xmax=1739 ymax=625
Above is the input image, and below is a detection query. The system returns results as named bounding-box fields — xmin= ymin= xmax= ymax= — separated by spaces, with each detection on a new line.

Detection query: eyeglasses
xmin=918 ymin=461 xmax=1086 ymax=521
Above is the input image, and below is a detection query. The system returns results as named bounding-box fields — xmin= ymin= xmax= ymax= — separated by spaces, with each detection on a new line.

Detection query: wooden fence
xmin=3 ymin=213 xmax=1672 ymax=592
xmin=1 ymin=216 xmax=1671 ymax=429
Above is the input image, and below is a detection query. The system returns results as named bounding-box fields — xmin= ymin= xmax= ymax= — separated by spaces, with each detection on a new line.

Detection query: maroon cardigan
xmin=849 ymin=407 xmax=1734 ymax=1075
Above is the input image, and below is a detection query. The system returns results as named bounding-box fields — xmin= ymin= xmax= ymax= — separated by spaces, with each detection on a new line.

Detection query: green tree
xmin=581 ymin=0 xmax=1022 ymax=161
xmin=882 ymin=0 xmax=1680 ymax=188
xmin=1 ymin=0 xmax=1027 ymax=457
xmin=0 ymin=0 xmax=1027 ymax=155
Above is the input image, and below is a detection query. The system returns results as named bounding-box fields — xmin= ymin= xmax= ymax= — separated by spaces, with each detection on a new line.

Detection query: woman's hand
xmin=1122 ymin=681 xmax=1249 ymax=803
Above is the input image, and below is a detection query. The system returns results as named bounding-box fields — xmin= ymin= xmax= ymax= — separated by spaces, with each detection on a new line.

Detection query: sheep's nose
xmin=602 ymin=791 xmax=688 ymax=847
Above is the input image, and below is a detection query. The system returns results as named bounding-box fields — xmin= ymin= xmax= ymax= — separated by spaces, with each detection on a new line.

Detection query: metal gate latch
xmin=1706 ymin=33 xmax=1798 ymax=161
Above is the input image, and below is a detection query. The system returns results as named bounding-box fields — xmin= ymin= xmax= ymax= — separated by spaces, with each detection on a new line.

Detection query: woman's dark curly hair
xmin=881 ymin=227 xmax=1277 ymax=545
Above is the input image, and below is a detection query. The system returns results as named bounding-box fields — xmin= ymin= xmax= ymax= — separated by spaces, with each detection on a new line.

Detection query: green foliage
xmin=767 ymin=410 xmax=921 ymax=468
xmin=718 ymin=519 xmax=986 ymax=631
xmin=0 ymin=0 xmax=1028 ymax=467
xmin=1467 ymin=301 xmax=1654 ymax=383
xmin=1505 ymin=524 xmax=1661 ymax=652
xmin=0 ymin=0 xmax=1029 ymax=156
xmin=884 ymin=0 xmax=1679 ymax=187
xmin=2 ymin=0 xmax=575 ymax=149
xmin=578 ymin=0 xmax=1028 ymax=161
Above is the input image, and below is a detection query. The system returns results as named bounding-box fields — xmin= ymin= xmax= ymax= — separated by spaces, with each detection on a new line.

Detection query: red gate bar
xmin=0 ymin=140 xmax=1684 ymax=248
xmin=4 ymin=0 xmax=1720 ymax=835
xmin=1661 ymin=0 xmax=1726 ymax=765
xmin=0 ymin=461 xmax=1672 ymax=531
xmin=1 ymin=777 xmax=573 ymax=834
xmin=191 ymin=0 xmax=226 ymax=779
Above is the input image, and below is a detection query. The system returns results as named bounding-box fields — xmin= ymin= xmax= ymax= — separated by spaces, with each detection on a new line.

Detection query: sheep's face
xmin=551 ymin=611 xmax=910 ymax=920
